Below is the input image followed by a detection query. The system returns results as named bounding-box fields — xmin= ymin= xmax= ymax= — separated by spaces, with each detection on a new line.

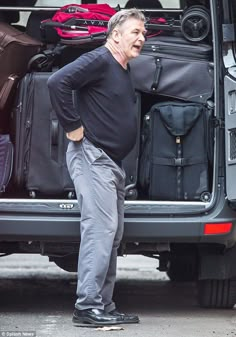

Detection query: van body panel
xmin=224 ymin=75 xmax=236 ymax=201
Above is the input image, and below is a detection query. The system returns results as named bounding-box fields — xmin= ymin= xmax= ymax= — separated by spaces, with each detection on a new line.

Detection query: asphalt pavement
xmin=0 ymin=254 xmax=235 ymax=337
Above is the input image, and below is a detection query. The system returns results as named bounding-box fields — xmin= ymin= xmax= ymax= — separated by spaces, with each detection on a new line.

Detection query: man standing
xmin=48 ymin=8 xmax=146 ymax=327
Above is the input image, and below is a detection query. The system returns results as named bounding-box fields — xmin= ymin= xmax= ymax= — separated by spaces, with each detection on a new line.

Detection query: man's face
xmin=115 ymin=18 xmax=146 ymax=61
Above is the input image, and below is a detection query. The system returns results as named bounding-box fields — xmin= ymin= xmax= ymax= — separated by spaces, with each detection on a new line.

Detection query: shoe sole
xmin=72 ymin=319 xmax=140 ymax=327
xmin=72 ymin=317 xmax=124 ymax=327
xmin=73 ymin=322 xmax=102 ymax=328
xmin=121 ymin=319 xmax=140 ymax=324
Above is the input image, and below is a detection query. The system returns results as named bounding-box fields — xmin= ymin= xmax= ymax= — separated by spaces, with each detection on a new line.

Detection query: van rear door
xmin=224 ymin=0 xmax=236 ymax=201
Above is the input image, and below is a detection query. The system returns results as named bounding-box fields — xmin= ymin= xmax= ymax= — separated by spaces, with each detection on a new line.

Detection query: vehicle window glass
xmin=35 ymin=0 xmax=80 ymax=5
xmin=15 ymin=0 xmax=180 ymax=9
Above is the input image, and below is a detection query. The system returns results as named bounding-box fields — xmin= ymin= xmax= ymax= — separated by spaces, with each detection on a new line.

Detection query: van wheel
xmin=197 ymin=279 xmax=236 ymax=309
xmin=166 ymin=255 xmax=198 ymax=282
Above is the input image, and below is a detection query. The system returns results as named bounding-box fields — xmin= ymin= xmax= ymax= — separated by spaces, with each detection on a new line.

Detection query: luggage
xmin=139 ymin=101 xmax=213 ymax=201
xmin=12 ymin=72 xmax=74 ymax=197
xmin=40 ymin=4 xmax=116 ymax=45
xmin=28 ymin=3 xmax=116 ymax=71
xmin=145 ymin=5 xmax=211 ymax=42
xmin=0 ymin=134 xmax=13 ymax=194
xmin=40 ymin=4 xmax=211 ymax=44
xmin=129 ymin=35 xmax=214 ymax=104
xmin=12 ymin=72 xmax=141 ymax=199
xmin=0 ymin=23 xmax=41 ymax=132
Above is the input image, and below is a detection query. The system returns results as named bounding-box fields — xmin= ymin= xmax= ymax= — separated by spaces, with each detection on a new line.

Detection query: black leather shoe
xmin=72 ymin=308 xmax=126 ymax=327
xmin=109 ymin=309 xmax=140 ymax=324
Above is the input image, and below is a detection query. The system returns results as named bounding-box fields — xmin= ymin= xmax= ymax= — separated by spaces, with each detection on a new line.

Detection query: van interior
xmin=0 ymin=0 xmax=217 ymax=215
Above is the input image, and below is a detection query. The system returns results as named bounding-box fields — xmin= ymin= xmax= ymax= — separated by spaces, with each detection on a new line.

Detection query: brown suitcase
xmin=0 ymin=23 xmax=42 ymax=132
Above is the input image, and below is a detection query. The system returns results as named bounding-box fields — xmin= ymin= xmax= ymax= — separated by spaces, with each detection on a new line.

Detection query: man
xmin=48 ymin=8 xmax=146 ymax=327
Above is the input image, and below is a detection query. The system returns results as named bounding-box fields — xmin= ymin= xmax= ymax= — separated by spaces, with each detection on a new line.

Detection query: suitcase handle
xmin=0 ymin=74 xmax=18 ymax=111
xmin=51 ymin=119 xmax=61 ymax=163
xmin=151 ymin=58 xmax=162 ymax=92
xmin=51 ymin=119 xmax=59 ymax=146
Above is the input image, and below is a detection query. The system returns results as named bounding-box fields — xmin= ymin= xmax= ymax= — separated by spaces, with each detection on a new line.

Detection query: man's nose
xmin=139 ymin=33 xmax=145 ymax=42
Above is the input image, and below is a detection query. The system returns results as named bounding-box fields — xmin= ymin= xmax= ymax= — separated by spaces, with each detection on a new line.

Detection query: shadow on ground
xmin=0 ymin=274 xmax=198 ymax=314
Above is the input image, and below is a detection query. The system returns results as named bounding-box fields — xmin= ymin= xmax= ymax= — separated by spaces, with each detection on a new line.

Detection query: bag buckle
xmin=174 ymin=158 xmax=184 ymax=166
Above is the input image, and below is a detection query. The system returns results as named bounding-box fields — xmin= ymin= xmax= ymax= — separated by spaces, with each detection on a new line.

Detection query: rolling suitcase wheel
xmin=29 ymin=190 xmax=36 ymax=198
xmin=181 ymin=5 xmax=211 ymax=42
xmin=125 ymin=188 xmax=138 ymax=200
xmin=28 ymin=53 xmax=49 ymax=71
xmin=68 ymin=191 xmax=75 ymax=199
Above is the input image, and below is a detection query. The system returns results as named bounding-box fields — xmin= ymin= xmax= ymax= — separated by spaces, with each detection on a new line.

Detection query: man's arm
xmin=47 ymin=51 xmax=105 ymax=133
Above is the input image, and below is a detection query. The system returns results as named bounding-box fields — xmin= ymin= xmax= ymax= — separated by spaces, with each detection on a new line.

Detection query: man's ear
xmin=111 ymin=29 xmax=121 ymax=43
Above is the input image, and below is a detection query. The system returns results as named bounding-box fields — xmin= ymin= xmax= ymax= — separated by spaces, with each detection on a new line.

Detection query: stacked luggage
xmin=0 ymin=3 xmax=214 ymax=202
xmin=0 ymin=21 xmax=42 ymax=195
xmin=128 ymin=33 xmax=214 ymax=201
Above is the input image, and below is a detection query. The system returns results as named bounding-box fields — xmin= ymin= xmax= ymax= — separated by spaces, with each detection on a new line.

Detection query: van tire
xmin=166 ymin=254 xmax=198 ymax=282
xmin=197 ymin=279 xmax=236 ymax=309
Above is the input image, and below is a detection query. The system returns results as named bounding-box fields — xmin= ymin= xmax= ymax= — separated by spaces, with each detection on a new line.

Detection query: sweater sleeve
xmin=47 ymin=50 xmax=106 ymax=132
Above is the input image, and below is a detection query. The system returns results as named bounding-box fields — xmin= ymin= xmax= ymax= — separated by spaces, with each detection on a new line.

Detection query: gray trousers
xmin=66 ymin=137 xmax=126 ymax=312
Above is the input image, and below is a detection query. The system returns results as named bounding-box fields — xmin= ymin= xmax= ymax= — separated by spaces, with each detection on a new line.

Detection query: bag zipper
xmin=142 ymin=44 xmax=211 ymax=60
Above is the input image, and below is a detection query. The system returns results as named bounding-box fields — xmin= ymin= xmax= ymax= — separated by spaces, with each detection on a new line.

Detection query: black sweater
xmin=47 ymin=46 xmax=138 ymax=162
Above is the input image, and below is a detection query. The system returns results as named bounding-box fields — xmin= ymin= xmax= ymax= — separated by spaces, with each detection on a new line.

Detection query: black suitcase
xmin=12 ymin=72 xmax=74 ymax=197
xmin=139 ymin=101 xmax=213 ymax=201
xmin=12 ymin=72 xmax=141 ymax=199
xmin=129 ymin=35 xmax=214 ymax=104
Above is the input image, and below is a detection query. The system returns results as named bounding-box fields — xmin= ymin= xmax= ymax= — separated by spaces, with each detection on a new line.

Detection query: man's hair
xmin=107 ymin=8 xmax=145 ymax=38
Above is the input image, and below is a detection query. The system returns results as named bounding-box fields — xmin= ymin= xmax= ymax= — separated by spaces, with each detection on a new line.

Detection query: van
xmin=0 ymin=0 xmax=236 ymax=309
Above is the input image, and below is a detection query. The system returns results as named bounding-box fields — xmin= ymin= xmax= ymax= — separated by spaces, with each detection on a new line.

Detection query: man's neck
xmin=105 ymin=40 xmax=128 ymax=69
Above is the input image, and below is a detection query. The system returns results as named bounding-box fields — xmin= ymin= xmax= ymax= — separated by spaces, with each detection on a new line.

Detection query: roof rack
xmin=0 ymin=6 xmax=183 ymax=13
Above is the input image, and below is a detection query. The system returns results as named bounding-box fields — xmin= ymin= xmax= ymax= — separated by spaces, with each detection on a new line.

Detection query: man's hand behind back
xmin=66 ymin=126 xmax=84 ymax=142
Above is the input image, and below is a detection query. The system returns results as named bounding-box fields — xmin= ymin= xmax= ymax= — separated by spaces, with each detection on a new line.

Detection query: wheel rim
xmin=181 ymin=8 xmax=211 ymax=42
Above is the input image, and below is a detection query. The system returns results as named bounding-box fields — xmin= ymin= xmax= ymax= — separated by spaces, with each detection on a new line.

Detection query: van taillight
xmin=204 ymin=222 xmax=233 ymax=235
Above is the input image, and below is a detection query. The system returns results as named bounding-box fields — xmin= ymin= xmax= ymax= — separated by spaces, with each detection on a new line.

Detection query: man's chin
xmin=130 ymin=51 xmax=141 ymax=59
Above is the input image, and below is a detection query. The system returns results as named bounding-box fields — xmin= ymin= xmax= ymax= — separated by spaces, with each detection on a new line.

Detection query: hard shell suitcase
xmin=139 ymin=101 xmax=213 ymax=201
xmin=0 ymin=23 xmax=41 ymax=132
xmin=129 ymin=35 xmax=214 ymax=104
